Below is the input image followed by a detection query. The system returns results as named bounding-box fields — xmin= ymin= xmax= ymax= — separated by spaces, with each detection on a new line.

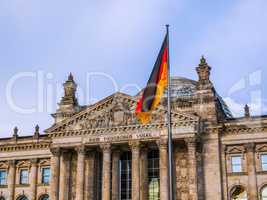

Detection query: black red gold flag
xmin=135 ymin=33 xmax=168 ymax=124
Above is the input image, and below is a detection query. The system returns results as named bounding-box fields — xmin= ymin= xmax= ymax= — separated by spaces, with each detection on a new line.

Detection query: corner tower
xmin=52 ymin=73 xmax=80 ymax=123
xmin=194 ymin=56 xmax=230 ymax=123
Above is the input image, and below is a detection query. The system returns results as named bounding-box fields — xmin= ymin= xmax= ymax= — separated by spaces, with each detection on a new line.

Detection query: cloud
xmin=224 ymin=97 xmax=267 ymax=117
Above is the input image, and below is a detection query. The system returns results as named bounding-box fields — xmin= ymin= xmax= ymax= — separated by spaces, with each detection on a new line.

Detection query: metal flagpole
xmin=166 ymin=24 xmax=174 ymax=200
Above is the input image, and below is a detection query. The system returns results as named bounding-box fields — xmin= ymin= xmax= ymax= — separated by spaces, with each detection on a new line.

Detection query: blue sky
xmin=0 ymin=0 xmax=267 ymax=137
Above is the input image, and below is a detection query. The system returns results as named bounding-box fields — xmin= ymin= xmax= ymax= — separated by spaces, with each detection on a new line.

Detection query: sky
xmin=0 ymin=0 xmax=267 ymax=137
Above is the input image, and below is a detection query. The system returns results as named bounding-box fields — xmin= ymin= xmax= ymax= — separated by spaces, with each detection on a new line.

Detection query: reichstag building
xmin=0 ymin=57 xmax=266 ymax=200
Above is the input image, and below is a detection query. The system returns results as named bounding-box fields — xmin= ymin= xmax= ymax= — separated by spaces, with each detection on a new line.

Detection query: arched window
xmin=39 ymin=194 xmax=49 ymax=200
xmin=230 ymin=185 xmax=247 ymax=200
xmin=16 ymin=196 xmax=28 ymax=200
xmin=261 ymin=185 xmax=267 ymax=200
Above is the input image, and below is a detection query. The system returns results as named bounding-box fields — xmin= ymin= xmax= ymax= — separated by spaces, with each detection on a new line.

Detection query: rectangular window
xmin=261 ymin=154 xmax=267 ymax=171
xmin=0 ymin=170 xmax=7 ymax=185
xmin=231 ymin=156 xmax=242 ymax=173
xmin=20 ymin=169 xmax=29 ymax=184
xmin=42 ymin=167 xmax=50 ymax=184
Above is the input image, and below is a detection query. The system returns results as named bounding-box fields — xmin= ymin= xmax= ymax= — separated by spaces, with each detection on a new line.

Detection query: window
xmin=262 ymin=186 xmax=267 ymax=200
xmin=148 ymin=150 xmax=160 ymax=200
xmin=20 ymin=169 xmax=29 ymax=184
xmin=0 ymin=170 xmax=7 ymax=185
xmin=230 ymin=185 xmax=247 ymax=200
xmin=261 ymin=154 xmax=267 ymax=171
xmin=42 ymin=168 xmax=50 ymax=184
xmin=39 ymin=194 xmax=49 ymax=200
xmin=120 ymin=152 xmax=132 ymax=200
xmin=231 ymin=156 xmax=242 ymax=173
xmin=16 ymin=196 xmax=28 ymax=200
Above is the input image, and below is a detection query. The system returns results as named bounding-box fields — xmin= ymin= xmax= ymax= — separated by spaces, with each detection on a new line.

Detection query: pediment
xmin=16 ymin=160 xmax=31 ymax=168
xmin=256 ymin=144 xmax=267 ymax=152
xmin=45 ymin=92 xmax=199 ymax=133
xmin=226 ymin=146 xmax=245 ymax=154
xmin=0 ymin=161 xmax=8 ymax=169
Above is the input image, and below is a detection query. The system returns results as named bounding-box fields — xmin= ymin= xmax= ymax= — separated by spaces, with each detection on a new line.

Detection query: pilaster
xmin=245 ymin=143 xmax=258 ymax=199
xmin=185 ymin=137 xmax=198 ymax=200
xmin=8 ymin=160 xmax=16 ymax=200
xmin=30 ymin=158 xmax=38 ymax=200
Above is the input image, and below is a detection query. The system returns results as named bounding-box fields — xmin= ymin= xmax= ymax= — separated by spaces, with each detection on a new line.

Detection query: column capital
xmin=185 ymin=137 xmax=197 ymax=147
xmin=8 ymin=160 xmax=16 ymax=167
xmin=100 ymin=143 xmax=111 ymax=153
xmin=30 ymin=158 xmax=38 ymax=165
xmin=129 ymin=141 xmax=140 ymax=151
xmin=50 ymin=147 xmax=61 ymax=156
xmin=76 ymin=145 xmax=86 ymax=155
xmin=245 ymin=142 xmax=255 ymax=152
xmin=157 ymin=138 xmax=168 ymax=149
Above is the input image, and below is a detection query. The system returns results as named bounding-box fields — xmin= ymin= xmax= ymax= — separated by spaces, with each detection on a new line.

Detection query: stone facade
xmin=0 ymin=57 xmax=267 ymax=200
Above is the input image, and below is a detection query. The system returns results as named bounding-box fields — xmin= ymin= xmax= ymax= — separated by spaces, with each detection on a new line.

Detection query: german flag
xmin=135 ymin=33 xmax=169 ymax=124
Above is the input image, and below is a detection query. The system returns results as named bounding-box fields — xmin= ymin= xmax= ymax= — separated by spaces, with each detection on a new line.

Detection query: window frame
xmin=260 ymin=154 xmax=267 ymax=171
xmin=231 ymin=155 xmax=243 ymax=173
xmin=0 ymin=170 xmax=7 ymax=186
xmin=19 ymin=168 xmax=29 ymax=185
xmin=41 ymin=167 xmax=50 ymax=185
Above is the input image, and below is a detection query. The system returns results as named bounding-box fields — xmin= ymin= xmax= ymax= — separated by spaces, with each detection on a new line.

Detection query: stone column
xmin=140 ymin=147 xmax=148 ymax=200
xmin=159 ymin=139 xmax=169 ymax=200
xmin=30 ymin=159 xmax=38 ymax=200
xmin=85 ymin=151 xmax=96 ymax=200
xmin=186 ymin=137 xmax=198 ymax=200
xmin=101 ymin=143 xmax=111 ymax=200
xmin=8 ymin=160 xmax=16 ymax=200
xmin=112 ymin=149 xmax=120 ymax=200
xmin=50 ymin=148 xmax=61 ymax=200
xmin=76 ymin=145 xmax=86 ymax=200
xmin=59 ymin=150 xmax=71 ymax=200
xmin=130 ymin=141 xmax=140 ymax=200
xmin=246 ymin=143 xmax=258 ymax=199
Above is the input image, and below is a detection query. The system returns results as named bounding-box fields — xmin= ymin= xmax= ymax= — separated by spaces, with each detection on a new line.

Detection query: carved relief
xmin=46 ymin=93 xmax=198 ymax=134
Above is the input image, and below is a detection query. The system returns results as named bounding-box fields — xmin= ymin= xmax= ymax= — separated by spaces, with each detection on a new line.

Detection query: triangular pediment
xmin=226 ymin=146 xmax=245 ymax=154
xmin=45 ymin=92 xmax=199 ymax=133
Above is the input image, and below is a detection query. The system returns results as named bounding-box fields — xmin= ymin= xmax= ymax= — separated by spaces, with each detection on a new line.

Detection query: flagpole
xmin=166 ymin=24 xmax=174 ymax=200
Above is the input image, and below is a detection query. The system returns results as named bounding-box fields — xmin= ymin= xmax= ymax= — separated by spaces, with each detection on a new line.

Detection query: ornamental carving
xmin=45 ymin=93 xmax=199 ymax=135
xmin=225 ymin=146 xmax=245 ymax=154
xmin=16 ymin=160 xmax=31 ymax=168
xmin=100 ymin=143 xmax=111 ymax=152
xmin=256 ymin=144 xmax=267 ymax=152
xmin=0 ymin=161 xmax=9 ymax=169
xmin=129 ymin=141 xmax=140 ymax=151
xmin=50 ymin=147 xmax=61 ymax=156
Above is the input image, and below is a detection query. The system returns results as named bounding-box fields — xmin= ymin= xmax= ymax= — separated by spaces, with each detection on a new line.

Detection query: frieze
xmin=83 ymin=131 xmax=159 ymax=144
xmin=50 ymin=121 xmax=198 ymax=139
xmin=222 ymin=125 xmax=267 ymax=135
xmin=0 ymin=142 xmax=51 ymax=152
